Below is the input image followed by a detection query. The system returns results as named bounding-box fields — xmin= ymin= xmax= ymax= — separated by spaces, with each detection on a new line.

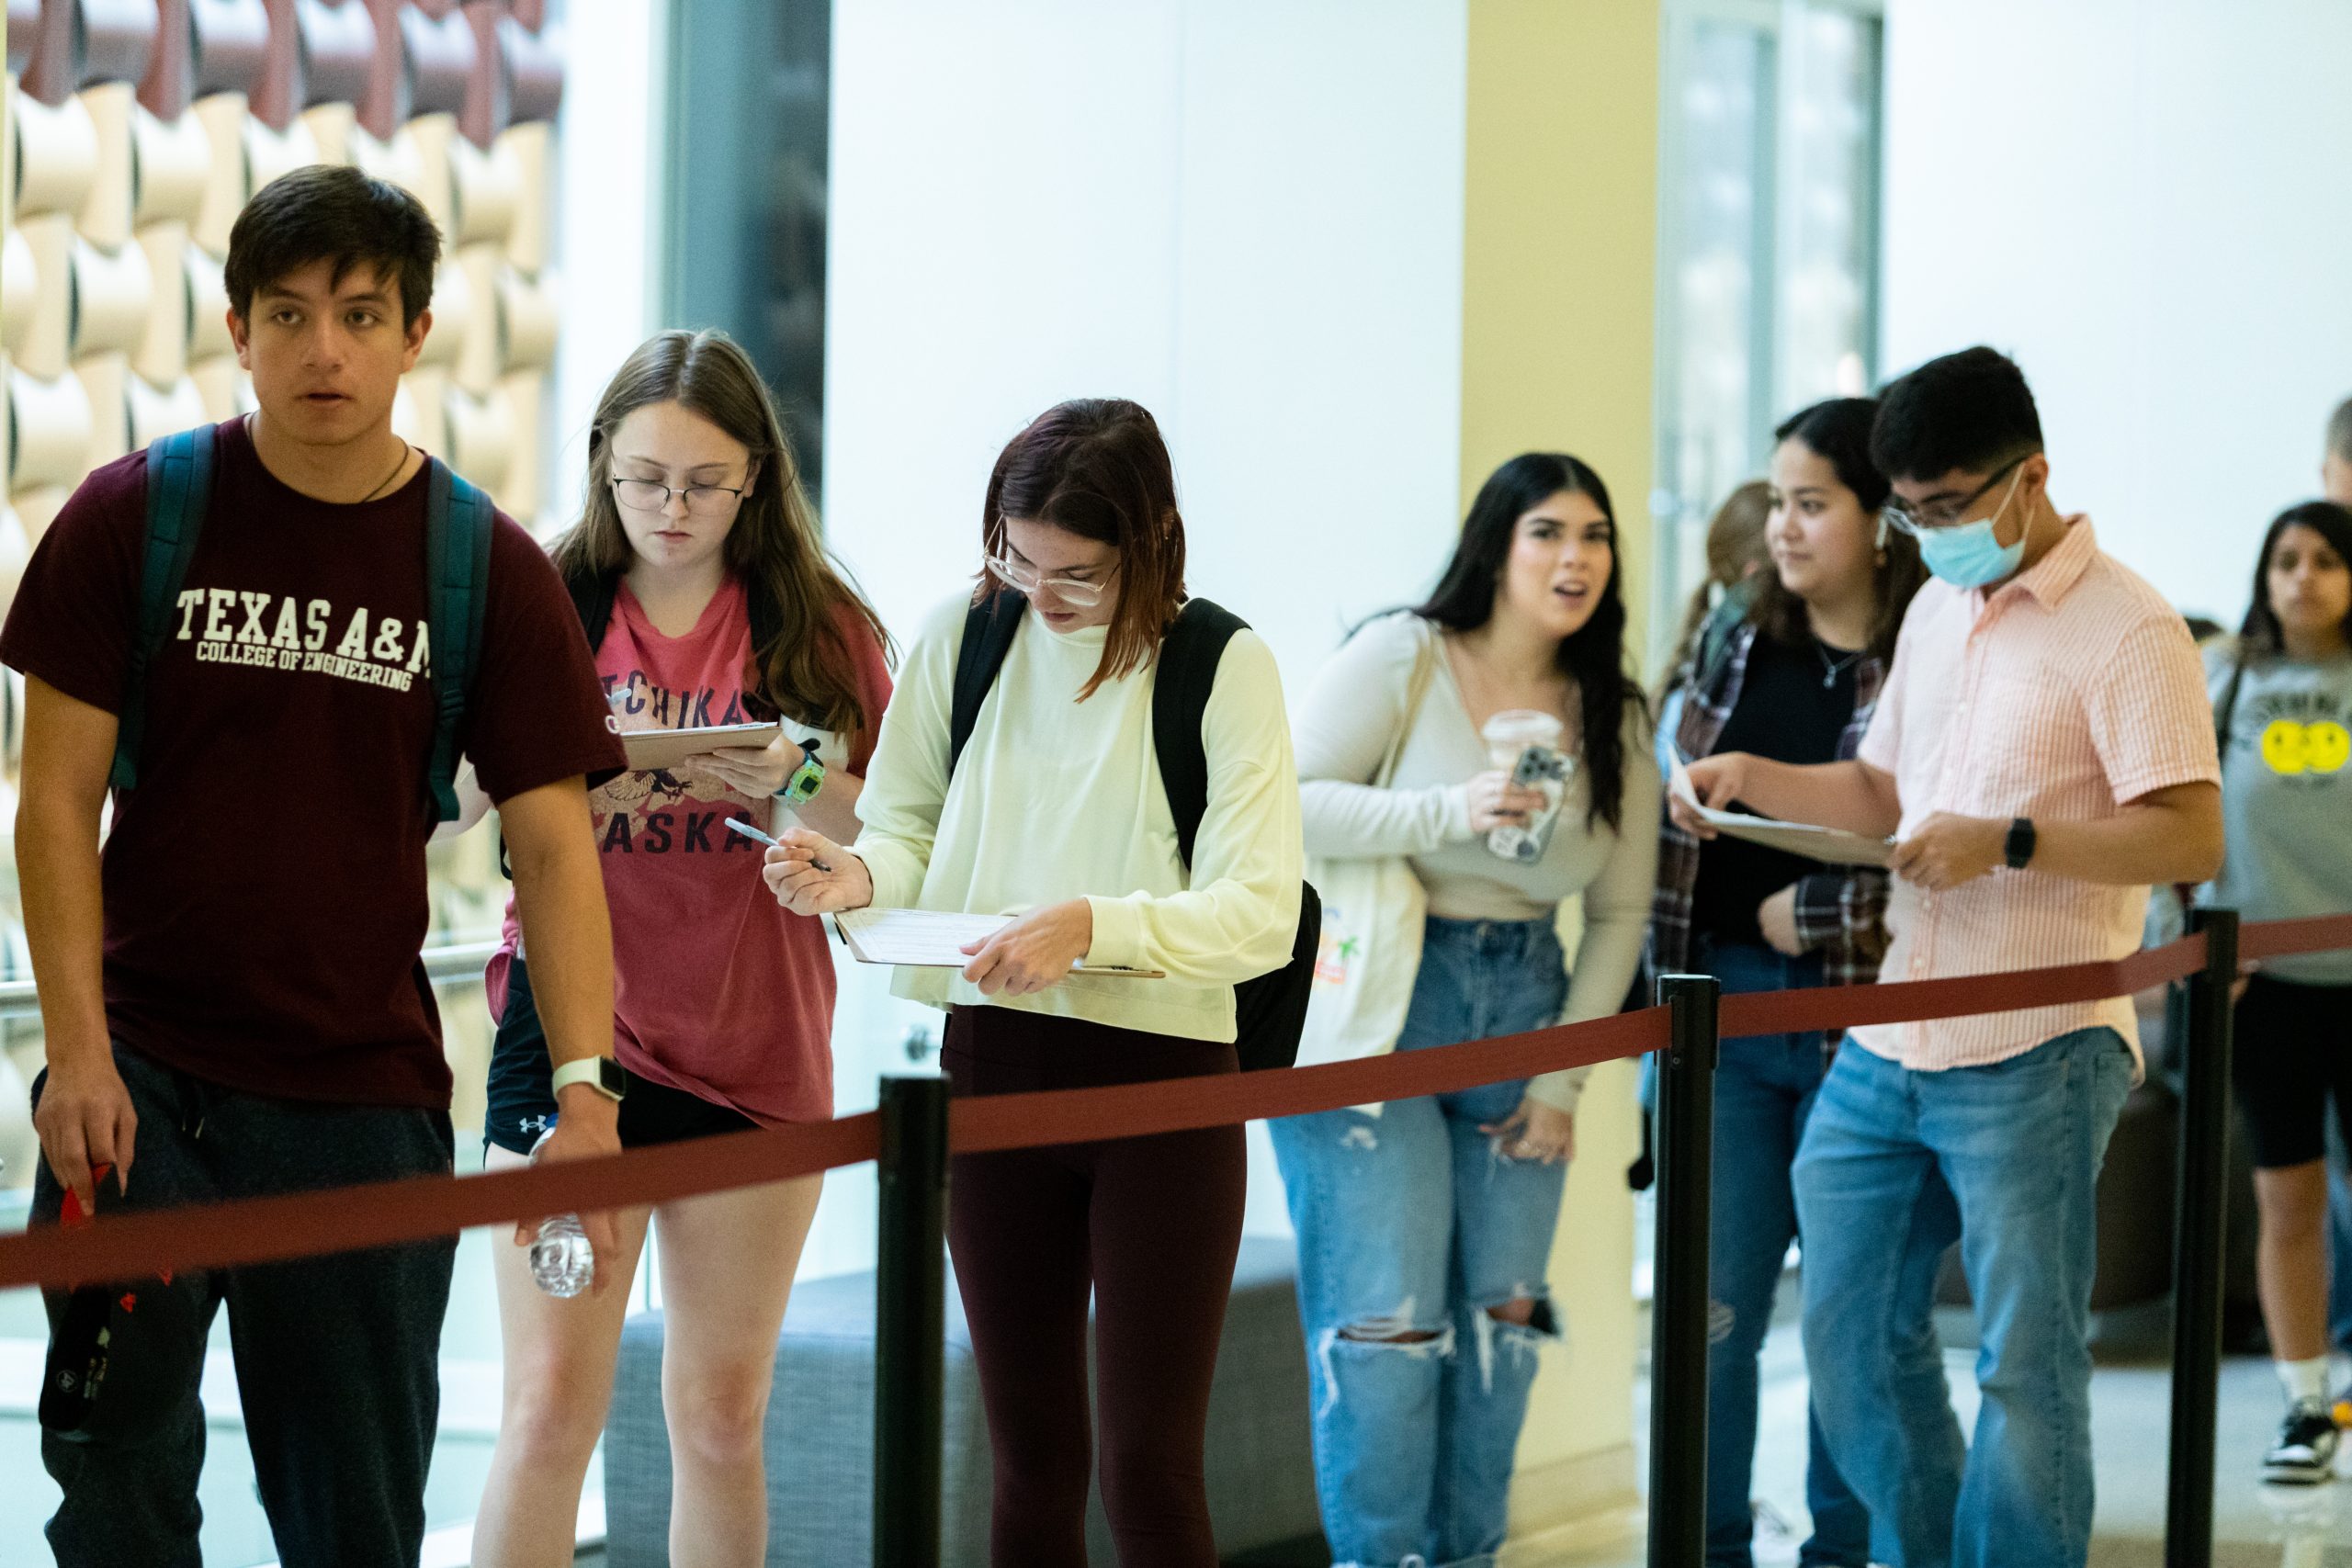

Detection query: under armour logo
xmin=518 ymin=1115 xmax=550 ymax=1134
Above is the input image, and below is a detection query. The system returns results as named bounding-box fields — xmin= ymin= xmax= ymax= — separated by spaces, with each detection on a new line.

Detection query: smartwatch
xmin=775 ymin=739 xmax=826 ymax=805
xmin=2004 ymin=818 xmax=2037 ymax=871
xmin=550 ymin=1055 xmax=628 ymax=1103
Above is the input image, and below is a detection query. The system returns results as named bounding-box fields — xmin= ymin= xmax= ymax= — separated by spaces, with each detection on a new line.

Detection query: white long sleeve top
xmin=1293 ymin=612 xmax=1660 ymax=1110
xmin=854 ymin=593 xmax=1304 ymax=1043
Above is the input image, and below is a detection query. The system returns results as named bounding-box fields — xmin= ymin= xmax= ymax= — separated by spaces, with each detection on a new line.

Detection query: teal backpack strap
xmin=111 ymin=426 xmax=218 ymax=792
xmin=423 ymin=458 xmax=495 ymax=822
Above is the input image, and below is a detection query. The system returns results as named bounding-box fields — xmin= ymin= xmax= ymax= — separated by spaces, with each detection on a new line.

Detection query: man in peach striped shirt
xmin=1680 ymin=347 xmax=2222 ymax=1568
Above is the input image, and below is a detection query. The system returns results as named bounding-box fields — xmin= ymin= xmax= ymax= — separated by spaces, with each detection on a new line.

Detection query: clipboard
xmin=831 ymin=908 xmax=1165 ymax=977
xmin=622 ymin=722 xmax=782 ymax=773
xmin=1668 ymin=754 xmax=1894 ymax=869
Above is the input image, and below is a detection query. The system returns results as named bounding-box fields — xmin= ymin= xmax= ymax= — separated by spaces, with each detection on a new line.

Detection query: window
xmin=1650 ymin=0 xmax=1884 ymax=672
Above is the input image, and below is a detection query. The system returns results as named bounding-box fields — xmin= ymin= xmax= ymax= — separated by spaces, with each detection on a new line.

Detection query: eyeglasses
xmin=611 ymin=477 xmax=748 ymax=517
xmin=1880 ymin=455 xmax=2029 ymax=536
xmin=984 ymin=551 xmax=1116 ymax=609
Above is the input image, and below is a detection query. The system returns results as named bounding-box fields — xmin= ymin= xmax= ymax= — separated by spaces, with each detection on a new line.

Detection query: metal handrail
xmin=0 ymin=941 xmax=502 ymax=1022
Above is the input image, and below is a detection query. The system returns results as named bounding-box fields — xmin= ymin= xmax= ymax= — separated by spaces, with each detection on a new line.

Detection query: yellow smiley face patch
xmin=2261 ymin=719 xmax=2352 ymax=776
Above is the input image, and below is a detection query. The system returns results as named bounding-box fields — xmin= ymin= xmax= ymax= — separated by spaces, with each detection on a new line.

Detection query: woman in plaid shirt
xmin=1650 ymin=398 xmax=1925 ymax=1568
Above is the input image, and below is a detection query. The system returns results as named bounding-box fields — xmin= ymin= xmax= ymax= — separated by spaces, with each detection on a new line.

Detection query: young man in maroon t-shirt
xmin=1 ymin=166 xmax=627 ymax=1567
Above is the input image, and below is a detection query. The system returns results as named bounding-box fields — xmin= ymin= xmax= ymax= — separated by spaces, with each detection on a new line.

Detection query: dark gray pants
xmin=31 ymin=1043 xmax=458 ymax=1568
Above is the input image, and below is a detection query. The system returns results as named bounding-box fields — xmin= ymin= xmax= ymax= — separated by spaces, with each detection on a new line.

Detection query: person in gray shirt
xmin=2202 ymin=498 xmax=2352 ymax=1483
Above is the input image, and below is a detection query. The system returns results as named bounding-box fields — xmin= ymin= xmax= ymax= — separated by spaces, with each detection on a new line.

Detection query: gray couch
xmin=605 ymin=1235 xmax=1321 ymax=1565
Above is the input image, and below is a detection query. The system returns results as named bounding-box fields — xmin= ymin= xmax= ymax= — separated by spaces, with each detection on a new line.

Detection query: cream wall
xmin=1464 ymin=0 xmax=1660 ymax=1540
xmin=1879 ymin=0 xmax=2352 ymax=624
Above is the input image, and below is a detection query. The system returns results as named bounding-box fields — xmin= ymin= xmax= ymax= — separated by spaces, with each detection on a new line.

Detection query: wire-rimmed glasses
xmin=611 ymin=477 xmax=748 ymax=516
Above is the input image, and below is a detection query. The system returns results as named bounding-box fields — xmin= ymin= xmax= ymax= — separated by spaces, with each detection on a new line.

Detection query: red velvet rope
xmin=0 ymin=917 xmax=2343 ymax=1292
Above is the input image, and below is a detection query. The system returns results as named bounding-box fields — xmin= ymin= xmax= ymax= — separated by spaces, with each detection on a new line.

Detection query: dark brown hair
xmin=224 ymin=164 xmax=440 ymax=327
xmin=979 ymin=398 xmax=1187 ymax=700
xmin=1413 ymin=453 xmax=1645 ymax=832
xmin=553 ymin=330 xmax=889 ymax=736
xmin=2239 ymin=501 xmax=2352 ymax=659
xmin=1752 ymin=398 xmax=1926 ymax=664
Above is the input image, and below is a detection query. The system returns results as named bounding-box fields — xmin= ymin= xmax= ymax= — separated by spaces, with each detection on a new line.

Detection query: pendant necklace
xmin=1815 ymin=641 xmax=1864 ymax=689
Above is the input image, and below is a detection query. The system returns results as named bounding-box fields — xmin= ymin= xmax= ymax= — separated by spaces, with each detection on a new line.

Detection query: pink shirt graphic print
xmin=495 ymin=576 xmax=890 ymax=1124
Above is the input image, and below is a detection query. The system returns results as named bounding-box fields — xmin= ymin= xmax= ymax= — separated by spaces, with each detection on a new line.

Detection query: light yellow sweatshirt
xmin=854 ymin=593 xmax=1304 ymax=1043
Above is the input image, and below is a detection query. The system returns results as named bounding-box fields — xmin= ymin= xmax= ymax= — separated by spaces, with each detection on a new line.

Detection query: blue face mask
xmin=1915 ymin=469 xmax=2027 ymax=588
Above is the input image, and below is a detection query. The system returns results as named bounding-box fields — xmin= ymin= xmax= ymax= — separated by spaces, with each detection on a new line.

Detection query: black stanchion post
xmin=874 ymin=1074 xmax=950 ymax=1568
xmin=2165 ymin=908 xmax=2236 ymax=1568
xmin=1650 ymin=975 xmax=1721 ymax=1568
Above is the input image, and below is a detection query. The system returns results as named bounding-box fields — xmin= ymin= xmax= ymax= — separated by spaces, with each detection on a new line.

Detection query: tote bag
xmin=1294 ymin=622 xmax=1439 ymax=1071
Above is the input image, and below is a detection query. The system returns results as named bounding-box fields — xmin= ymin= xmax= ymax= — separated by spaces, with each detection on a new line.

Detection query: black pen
xmin=724 ymin=816 xmax=832 ymax=872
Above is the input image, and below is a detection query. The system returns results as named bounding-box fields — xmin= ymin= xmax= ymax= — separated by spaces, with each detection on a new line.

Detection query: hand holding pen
xmin=753 ymin=823 xmax=875 ymax=916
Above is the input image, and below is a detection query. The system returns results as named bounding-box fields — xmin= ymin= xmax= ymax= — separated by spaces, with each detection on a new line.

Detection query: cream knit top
xmin=1294 ymin=613 xmax=1659 ymax=1110
xmin=854 ymin=594 xmax=1304 ymax=1043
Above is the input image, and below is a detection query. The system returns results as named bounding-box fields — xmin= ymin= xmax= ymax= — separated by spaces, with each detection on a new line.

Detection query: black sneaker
xmin=2263 ymin=1404 xmax=2340 ymax=1485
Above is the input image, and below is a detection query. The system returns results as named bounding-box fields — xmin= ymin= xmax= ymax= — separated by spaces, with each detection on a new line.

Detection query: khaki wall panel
xmin=11 ymin=90 xmax=99 ymax=216
xmin=8 ymin=366 xmax=96 ymax=489
xmin=498 ymin=118 xmax=548 ymax=273
xmin=497 ymin=367 xmax=540 ymax=522
xmin=190 ymin=91 xmax=254 ymax=254
xmin=447 ymin=132 xmax=518 ymax=247
xmin=13 ymin=210 xmax=75 ymax=376
xmin=72 ymin=352 xmax=133 ymax=465
xmin=67 ymin=233 xmax=156 ymax=358
xmin=2 ymin=228 xmax=38 ymax=355
xmin=441 ymin=381 xmax=513 ymax=499
xmin=127 ymin=370 xmax=210 ymax=446
xmin=183 ymin=242 xmax=232 ymax=359
xmin=75 ymin=80 xmax=139 ymax=249
xmin=11 ymin=484 xmax=73 ymax=542
xmin=130 ymin=105 xmax=214 ymax=226
xmin=187 ymin=353 xmax=243 ymax=420
xmin=450 ymin=239 xmax=503 ymax=394
xmin=496 ymin=267 xmax=556 ymax=373
xmin=132 ymin=220 xmax=193 ymax=380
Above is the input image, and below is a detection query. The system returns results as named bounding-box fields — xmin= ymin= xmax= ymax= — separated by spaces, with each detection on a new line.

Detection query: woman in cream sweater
xmin=764 ymin=398 xmax=1301 ymax=1568
xmin=1272 ymin=452 xmax=1657 ymax=1568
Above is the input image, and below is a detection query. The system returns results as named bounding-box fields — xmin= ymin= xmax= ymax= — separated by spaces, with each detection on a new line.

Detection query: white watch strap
xmin=549 ymin=1056 xmax=617 ymax=1099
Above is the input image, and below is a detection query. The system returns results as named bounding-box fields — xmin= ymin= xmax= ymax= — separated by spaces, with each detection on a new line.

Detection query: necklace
xmin=1815 ymin=640 xmax=1865 ymax=689
xmin=356 ymin=440 xmax=413 ymax=503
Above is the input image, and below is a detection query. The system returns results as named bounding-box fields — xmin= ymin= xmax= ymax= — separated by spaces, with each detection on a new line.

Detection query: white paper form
xmin=830 ymin=908 xmax=1165 ymax=976
xmin=1668 ymin=753 xmax=1895 ymax=869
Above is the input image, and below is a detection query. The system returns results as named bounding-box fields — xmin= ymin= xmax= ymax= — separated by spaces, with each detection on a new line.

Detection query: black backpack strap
xmin=1149 ymin=598 xmax=1247 ymax=868
xmin=2214 ymin=656 xmax=2246 ymax=755
xmin=948 ymin=589 xmax=1024 ymax=778
xmin=566 ymin=568 xmax=619 ymax=651
xmin=111 ymin=425 xmax=218 ymax=793
xmin=424 ymin=457 xmax=495 ymax=823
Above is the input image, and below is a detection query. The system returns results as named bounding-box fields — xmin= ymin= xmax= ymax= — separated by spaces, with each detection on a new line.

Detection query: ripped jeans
xmin=1268 ymin=916 xmax=1569 ymax=1568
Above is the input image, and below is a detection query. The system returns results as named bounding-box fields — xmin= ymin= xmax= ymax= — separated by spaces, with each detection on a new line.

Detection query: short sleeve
xmin=1856 ymin=637 xmax=1908 ymax=775
xmin=459 ymin=516 xmax=628 ymax=802
xmin=0 ymin=452 xmax=149 ymax=712
xmin=2086 ymin=612 xmax=2222 ymax=805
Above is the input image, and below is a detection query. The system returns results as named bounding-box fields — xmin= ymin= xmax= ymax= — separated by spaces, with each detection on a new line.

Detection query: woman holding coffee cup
xmin=1269 ymin=452 xmax=1657 ymax=1568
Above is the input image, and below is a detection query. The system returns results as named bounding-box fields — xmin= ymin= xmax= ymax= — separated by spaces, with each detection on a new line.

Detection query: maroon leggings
xmin=943 ymin=1006 xmax=1247 ymax=1568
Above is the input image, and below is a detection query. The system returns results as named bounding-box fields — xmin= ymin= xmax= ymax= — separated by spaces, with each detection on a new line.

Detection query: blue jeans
xmin=1696 ymin=942 xmax=1869 ymax=1568
xmin=31 ymin=1043 xmax=457 ymax=1568
xmin=1793 ymin=1027 xmax=2132 ymax=1568
xmin=1268 ymin=916 xmax=1571 ymax=1568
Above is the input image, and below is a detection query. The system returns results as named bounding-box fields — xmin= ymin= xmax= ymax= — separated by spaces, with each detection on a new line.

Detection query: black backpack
xmin=947 ymin=592 xmax=1319 ymax=1073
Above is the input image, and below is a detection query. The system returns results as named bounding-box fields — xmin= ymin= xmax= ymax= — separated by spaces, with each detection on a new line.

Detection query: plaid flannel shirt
xmin=1649 ymin=616 xmax=1891 ymax=1007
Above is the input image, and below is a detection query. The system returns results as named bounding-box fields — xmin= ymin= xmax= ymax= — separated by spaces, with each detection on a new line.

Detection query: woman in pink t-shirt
xmin=466 ymin=331 xmax=892 ymax=1567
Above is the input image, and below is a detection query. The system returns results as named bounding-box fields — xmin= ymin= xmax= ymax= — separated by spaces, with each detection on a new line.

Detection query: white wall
xmin=1879 ymin=0 xmax=2352 ymax=625
xmin=812 ymin=0 xmax=1471 ymax=1264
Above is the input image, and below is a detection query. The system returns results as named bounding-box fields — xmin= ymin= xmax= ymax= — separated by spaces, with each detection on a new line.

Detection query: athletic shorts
xmin=482 ymin=953 xmax=759 ymax=1157
xmin=2230 ymin=973 xmax=2352 ymax=1170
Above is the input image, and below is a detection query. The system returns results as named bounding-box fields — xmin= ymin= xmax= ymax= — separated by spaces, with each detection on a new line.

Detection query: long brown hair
xmin=553 ymin=330 xmax=890 ymax=736
xmin=1751 ymin=398 xmax=1925 ymax=663
xmin=979 ymin=398 xmax=1187 ymax=700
